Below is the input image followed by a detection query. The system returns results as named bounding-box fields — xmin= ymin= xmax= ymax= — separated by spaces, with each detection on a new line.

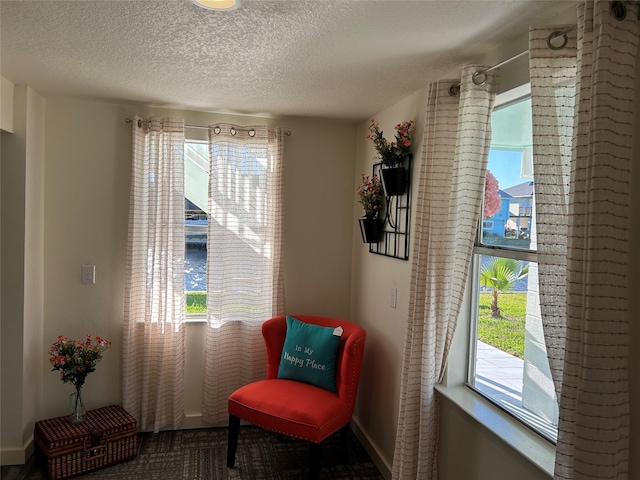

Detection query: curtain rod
xmin=448 ymin=25 xmax=577 ymax=96
xmin=125 ymin=117 xmax=291 ymax=136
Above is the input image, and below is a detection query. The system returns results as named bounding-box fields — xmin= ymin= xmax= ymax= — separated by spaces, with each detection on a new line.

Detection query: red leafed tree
xmin=484 ymin=170 xmax=501 ymax=218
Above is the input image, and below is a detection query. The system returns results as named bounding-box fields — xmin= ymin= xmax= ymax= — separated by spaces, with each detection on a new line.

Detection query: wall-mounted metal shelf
xmin=369 ymin=156 xmax=411 ymax=260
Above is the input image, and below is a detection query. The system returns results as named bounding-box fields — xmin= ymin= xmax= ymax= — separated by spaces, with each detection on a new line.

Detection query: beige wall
xmin=1 ymin=76 xmax=15 ymax=133
xmin=350 ymin=87 xmax=427 ymax=473
xmin=1 ymin=85 xmax=45 ymax=464
xmin=439 ymin=400 xmax=551 ymax=480
xmin=22 ymin=86 xmax=45 ymax=461
xmin=39 ymin=99 xmax=357 ymax=423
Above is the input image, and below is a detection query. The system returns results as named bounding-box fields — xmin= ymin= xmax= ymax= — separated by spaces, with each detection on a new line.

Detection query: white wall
xmin=22 ymin=86 xmax=45 ymax=463
xmin=1 ymin=85 xmax=45 ymax=465
xmin=39 ymin=99 xmax=357 ymax=425
xmin=350 ymin=87 xmax=427 ymax=474
xmin=1 ymin=76 xmax=15 ymax=133
xmin=41 ymin=99 xmax=131 ymax=418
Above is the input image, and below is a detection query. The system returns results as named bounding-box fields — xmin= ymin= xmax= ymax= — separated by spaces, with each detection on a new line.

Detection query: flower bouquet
xmin=356 ymin=173 xmax=383 ymax=243
xmin=367 ymin=119 xmax=414 ymax=195
xmin=49 ymin=334 xmax=111 ymax=424
xmin=366 ymin=119 xmax=414 ymax=168
xmin=356 ymin=173 xmax=383 ymax=220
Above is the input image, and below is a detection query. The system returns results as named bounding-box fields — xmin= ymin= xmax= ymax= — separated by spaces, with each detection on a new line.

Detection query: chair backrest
xmin=262 ymin=315 xmax=366 ymax=408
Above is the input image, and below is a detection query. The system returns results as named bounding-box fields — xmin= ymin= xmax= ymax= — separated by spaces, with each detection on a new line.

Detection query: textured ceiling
xmin=1 ymin=0 xmax=577 ymax=121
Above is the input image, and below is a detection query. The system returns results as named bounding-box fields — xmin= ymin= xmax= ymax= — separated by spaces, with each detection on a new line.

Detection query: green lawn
xmin=477 ymin=292 xmax=526 ymax=359
xmin=186 ymin=292 xmax=206 ymax=314
xmin=185 ymin=291 xmax=263 ymax=315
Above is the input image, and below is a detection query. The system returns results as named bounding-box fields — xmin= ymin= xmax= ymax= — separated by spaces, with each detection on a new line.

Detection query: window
xmin=182 ymin=137 xmax=273 ymax=317
xmin=467 ymin=91 xmax=559 ymax=442
xmin=184 ymin=141 xmax=209 ymax=316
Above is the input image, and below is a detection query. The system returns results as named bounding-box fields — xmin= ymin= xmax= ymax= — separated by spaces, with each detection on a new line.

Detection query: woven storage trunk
xmin=34 ymin=405 xmax=138 ymax=480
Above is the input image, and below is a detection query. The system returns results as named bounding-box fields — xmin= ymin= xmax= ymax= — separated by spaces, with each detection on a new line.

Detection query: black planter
xmin=359 ymin=218 xmax=382 ymax=244
xmin=381 ymin=167 xmax=407 ymax=196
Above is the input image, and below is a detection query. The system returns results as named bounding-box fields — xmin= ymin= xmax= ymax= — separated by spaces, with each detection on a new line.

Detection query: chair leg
xmin=339 ymin=425 xmax=349 ymax=464
xmin=308 ymin=442 xmax=321 ymax=480
xmin=227 ymin=415 xmax=240 ymax=468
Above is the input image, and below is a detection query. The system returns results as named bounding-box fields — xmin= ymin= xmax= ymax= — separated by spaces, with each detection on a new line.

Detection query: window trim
xmin=474 ymin=245 xmax=536 ymax=262
xmin=436 ymin=82 xmax=557 ymax=477
xmin=465 ymin=86 xmax=558 ymax=444
xmin=443 ymin=314 xmax=556 ymax=475
xmin=185 ymin=139 xmax=209 ymax=321
xmin=435 ymin=384 xmax=556 ymax=477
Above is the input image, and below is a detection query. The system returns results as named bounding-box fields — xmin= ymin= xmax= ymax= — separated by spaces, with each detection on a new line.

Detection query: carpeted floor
xmin=1 ymin=425 xmax=384 ymax=479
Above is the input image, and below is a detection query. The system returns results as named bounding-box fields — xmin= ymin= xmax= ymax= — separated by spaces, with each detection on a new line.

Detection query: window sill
xmin=435 ymin=384 xmax=555 ymax=478
xmin=185 ymin=314 xmax=207 ymax=323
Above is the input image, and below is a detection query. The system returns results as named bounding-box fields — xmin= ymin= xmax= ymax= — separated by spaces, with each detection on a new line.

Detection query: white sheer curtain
xmin=529 ymin=25 xmax=577 ymax=398
xmin=123 ymin=116 xmax=186 ymax=433
xmin=531 ymin=2 xmax=638 ymax=478
xmin=201 ymin=124 xmax=285 ymax=424
xmin=392 ymin=66 xmax=499 ymax=480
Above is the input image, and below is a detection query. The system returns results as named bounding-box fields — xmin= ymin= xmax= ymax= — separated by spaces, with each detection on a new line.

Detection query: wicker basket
xmin=34 ymin=405 xmax=138 ymax=480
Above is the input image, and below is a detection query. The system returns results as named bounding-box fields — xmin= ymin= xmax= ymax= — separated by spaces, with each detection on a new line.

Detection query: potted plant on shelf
xmin=356 ymin=173 xmax=383 ymax=243
xmin=366 ymin=119 xmax=414 ymax=195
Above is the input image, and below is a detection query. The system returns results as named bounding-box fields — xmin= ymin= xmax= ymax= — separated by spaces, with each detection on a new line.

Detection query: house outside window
xmin=467 ymin=91 xmax=558 ymax=442
xmin=503 ymin=181 xmax=534 ymax=239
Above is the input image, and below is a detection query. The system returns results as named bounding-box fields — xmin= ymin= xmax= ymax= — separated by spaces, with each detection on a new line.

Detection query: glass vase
xmin=69 ymin=386 xmax=85 ymax=425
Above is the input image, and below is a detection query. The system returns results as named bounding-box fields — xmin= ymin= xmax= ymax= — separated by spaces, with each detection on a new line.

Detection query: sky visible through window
xmin=488 ymin=150 xmax=528 ymax=190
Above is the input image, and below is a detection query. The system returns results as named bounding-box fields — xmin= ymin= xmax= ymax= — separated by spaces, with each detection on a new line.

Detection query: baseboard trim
xmin=349 ymin=418 xmax=392 ymax=480
xmin=0 ymin=435 xmax=34 ymax=466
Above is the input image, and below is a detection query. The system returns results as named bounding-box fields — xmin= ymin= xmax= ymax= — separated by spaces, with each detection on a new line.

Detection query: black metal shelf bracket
xmin=368 ymin=156 xmax=411 ymax=260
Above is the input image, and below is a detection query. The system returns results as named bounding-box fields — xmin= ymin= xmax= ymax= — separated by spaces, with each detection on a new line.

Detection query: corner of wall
xmin=350 ymin=418 xmax=392 ymax=480
xmin=0 ymin=83 xmax=46 ymax=466
xmin=1 ymin=76 xmax=15 ymax=133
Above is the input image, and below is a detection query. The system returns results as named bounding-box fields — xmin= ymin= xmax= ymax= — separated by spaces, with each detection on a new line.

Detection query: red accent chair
xmin=227 ymin=315 xmax=366 ymax=480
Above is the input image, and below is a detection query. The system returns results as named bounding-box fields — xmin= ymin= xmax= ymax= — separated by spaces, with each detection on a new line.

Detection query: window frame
xmin=465 ymin=87 xmax=558 ymax=444
xmin=183 ymin=135 xmax=273 ymax=321
xmin=184 ymin=139 xmax=209 ymax=322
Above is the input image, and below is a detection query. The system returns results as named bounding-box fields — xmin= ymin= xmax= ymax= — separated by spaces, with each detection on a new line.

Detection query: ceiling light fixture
xmin=191 ymin=0 xmax=243 ymax=11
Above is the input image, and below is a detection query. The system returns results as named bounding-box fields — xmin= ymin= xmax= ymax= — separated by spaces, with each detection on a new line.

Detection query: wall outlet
xmin=81 ymin=264 xmax=96 ymax=285
xmin=390 ymin=287 xmax=397 ymax=309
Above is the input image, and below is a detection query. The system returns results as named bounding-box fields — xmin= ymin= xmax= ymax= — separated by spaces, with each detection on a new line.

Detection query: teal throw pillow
xmin=277 ymin=316 xmax=342 ymax=392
